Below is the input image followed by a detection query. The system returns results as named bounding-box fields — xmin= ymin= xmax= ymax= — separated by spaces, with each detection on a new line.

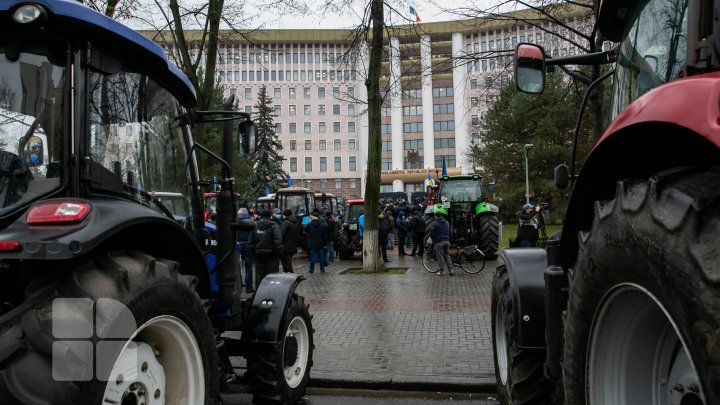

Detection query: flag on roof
xmin=442 ymin=157 xmax=448 ymax=176
xmin=409 ymin=6 xmax=421 ymax=22
xmin=287 ymin=174 xmax=292 ymax=187
xmin=425 ymin=170 xmax=434 ymax=187
xmin=265 ymin=183 xmax=270 ymax=196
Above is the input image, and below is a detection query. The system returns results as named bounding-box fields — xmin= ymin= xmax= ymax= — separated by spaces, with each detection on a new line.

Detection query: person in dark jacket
xmin=409 ymin=210 xmax=426 ymax=256
xmin=395 ymin=212 xmax=409 ymax=256
xmin=280 ymin=209 xmax=299 ymax=273
xmin=249 ymin=209 xmax=283 ymax=288
xmin=429 ymin=209 xmax=453 ymax=275
xmin=235 ymin=207 xmax=257 ymax=293
xmin=306 ymin=210 xmax=328 ymax=273
xmin=378 ymin=212 xmax=392 ymax=262
xmin=325 ymin=212 xmax=338 ymax=263
xmin=517 ymin=203 xmax=540 ymax=247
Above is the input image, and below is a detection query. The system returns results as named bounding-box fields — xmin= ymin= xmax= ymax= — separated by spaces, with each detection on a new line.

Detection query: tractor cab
xmin=314 ymin=192 xmax=336 ymax=217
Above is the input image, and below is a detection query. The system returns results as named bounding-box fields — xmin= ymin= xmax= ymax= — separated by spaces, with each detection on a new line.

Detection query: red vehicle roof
xmin=346 ymin=199 xmax=364 ymax=204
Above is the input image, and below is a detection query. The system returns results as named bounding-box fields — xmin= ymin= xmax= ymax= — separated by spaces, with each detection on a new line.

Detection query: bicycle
xmin=422 ymin=242 xmax=486 ymax=274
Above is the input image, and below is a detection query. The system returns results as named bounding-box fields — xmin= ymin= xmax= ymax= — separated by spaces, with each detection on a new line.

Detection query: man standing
xmin=325 ymin=212 xmax=338 ymax=263
xmin=395 ymin=212 xmax=409 ymax=256
xmin=235 ymin=207 xmax=256 ymax=293
xmin=429 ymin=207 xmax=453 ymax=275
xmin=306 ymin=210 xmax=328 ymax=273
xmin=378 ymin=211 xmax=392 ymax=262
xmin=249 ymin=209 xmax=283 ymax=288
xmin=280 ymin=209 xmax=299 ymax=273
xmin=409 ymin=210 xmax=425 ymax=257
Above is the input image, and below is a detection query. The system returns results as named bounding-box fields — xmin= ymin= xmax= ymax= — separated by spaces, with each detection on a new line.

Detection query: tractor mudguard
xmin=242 ymin=273 xmax=305 ymax=345
xmin=499 ymin=248 xmax=547 ymax=349
xmin=475 ymin=201 xmax=499 ymax=215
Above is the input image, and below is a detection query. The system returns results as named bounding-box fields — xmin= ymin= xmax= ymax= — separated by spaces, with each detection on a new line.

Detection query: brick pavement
xmin=233 ymin=247 xmax=498 ymax=392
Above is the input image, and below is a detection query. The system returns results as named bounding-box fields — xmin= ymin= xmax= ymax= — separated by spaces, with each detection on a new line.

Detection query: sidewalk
xmin=233 ymin=247 xmax=498 ymax=394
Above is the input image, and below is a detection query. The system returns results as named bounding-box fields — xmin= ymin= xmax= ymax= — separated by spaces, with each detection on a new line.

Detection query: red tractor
xmin=492 ymin=0 xmax=720 ymax=404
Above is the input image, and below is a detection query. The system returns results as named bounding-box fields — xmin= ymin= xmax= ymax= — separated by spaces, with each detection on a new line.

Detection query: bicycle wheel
xmin=422 ymin=244 xmax=440 ymax=273
xmin=458 ymin=246 xmax=486 ymax=274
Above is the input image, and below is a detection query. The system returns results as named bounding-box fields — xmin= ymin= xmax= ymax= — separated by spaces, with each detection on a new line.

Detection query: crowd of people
xmin=234 ymin=197 xmax=544 ymax=292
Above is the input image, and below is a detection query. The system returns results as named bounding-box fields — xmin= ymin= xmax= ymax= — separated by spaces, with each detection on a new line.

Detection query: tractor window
xmin=347 ymin=204 xmax=364 ymax=223
xmin=0 ymin=43 xmax=66 ymax=216
xmin=440 ymin=180 xmax=482 ymax=202
xmin=280 ymin=194 xmax=309 ymax=215
xmin=87 ymin=54 xmax=191 ymax=220
xmin=612 ymin=0 xmax=689 ymax=118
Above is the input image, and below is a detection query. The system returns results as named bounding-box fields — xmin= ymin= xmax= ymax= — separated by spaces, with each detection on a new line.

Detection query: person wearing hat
xmin=305 ymin=210 xmax=328 ymax=273
xmin=517 ymin=203 xmax=540 ymax=247
xmin=280 ymin=209 xmax=299 ymax=273
xmin=378 ymin=211 xmax=392 ymax=262
xmin=428 ymin=205 xmax=453 ymax=275
xmin=324 ymin=212 xmax=339 ymax=263
xmin=235 ymin=207 xmax=257 ymax=293
xmin=249 ymin=208 xmax=283 ymax=288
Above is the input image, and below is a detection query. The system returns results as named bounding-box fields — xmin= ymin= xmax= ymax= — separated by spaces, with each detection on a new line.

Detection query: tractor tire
xmin=0 ymin=250 xmax=220 ymax=405
xmin=491 ymin=265 xmax=552 ymax=404
xmin=563 ymin=167 xmax=720 ymax=405
xmin=246 ymin=294 xmax=313 ymax=405
xmin=337 ymin=228 xmax=354 ymax=259
xmin=477 ymin=214 xmax=500 ymax=259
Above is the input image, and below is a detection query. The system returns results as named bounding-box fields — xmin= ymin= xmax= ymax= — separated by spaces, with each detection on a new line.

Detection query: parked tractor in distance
xmin=492 ymin=0 xmax=720 ymax=403
xmin=424 ymin=174 xmax=500 ymax=259
xmin=0 ymin=1 xmax=313 ymax=404
xmin=337 ymin=199 xmax=364 ymax=259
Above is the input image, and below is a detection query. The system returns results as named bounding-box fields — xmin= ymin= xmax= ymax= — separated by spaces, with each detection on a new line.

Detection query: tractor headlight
xmin=13 ymin=4 xmax=47 ymax=24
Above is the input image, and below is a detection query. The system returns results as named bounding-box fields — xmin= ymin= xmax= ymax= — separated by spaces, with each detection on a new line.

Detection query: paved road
xmin=231 ymin=246 xmax=498 ymax=392
xmin=222 ymin=388 xmax=499 ymax=404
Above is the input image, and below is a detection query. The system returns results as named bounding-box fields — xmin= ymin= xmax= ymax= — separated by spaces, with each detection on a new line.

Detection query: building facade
xmin=191 ymin=8 xmax=593 ymax=199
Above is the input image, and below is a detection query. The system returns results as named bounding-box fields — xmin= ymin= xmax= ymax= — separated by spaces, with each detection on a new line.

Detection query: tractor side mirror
xmin=486 ymin=183 xmax=495 ymax=193
xmin=554 ymin=164 xmax=569 ymax=189
xmin=239 ymin=120 xmax=257 ymax=155
xmin=515 ymin=43 xmax=546 ymax=94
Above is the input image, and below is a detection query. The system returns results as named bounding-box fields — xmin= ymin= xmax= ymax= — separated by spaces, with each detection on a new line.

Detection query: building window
xmin=432 ymin=103 xmax=455 ymax=114
xmin=274 ymin=87 xmax=281 ymax=99
xmin=435 ymin=155 xmax=457 ymax=168
xmin=333 ymin=104 xmax=341 ymax=115
xmin=320 ymin=179 xmax=328 ymax=189
xmin=349 ymin=156 xmax=357 ymax=171
xmin=333 ymin=122 xmax=341 ymax=132
xmin=334 ymin=139 xmax=341 ymax=150
xmin=319 ymin=139 xmax=326 ymax=150
xmin=332 ymin=86 xmax=340 ymax=98
xmin=274 ymin=105 xmax=281 ymax=116
xmin=305 ymin=157 xmax=312 ymax=172
xmin=471 ymin=115 xmax=479 ymax=125
xmin=349 ymin=179 xmax=357 ymax=189
xmin=318 ymin=87 xmax=326 ymax=98
xmin=348 ymin=87 xmax=354 ymax=97
xmin=348 ymin=139 xmax=356 ymax=149
xmin=245 ymin=106 xmax=252 ymax=114
xmin=289 ymin=87 xmax=296 ymax=98
xmin=348 ymin=122 xmax=356 ymax=132
xmin=318 ymin=104 xmax=326 ymax=115
xmin=303 ymin=87 xmax=311 ymax=98
xmin=348 ymin=103 xmax=356 ymax=115
xmin=434 ymin=138 xmax=456 ymax=148
xmin=304 ymin=105 xmax=311 ymax=115
xmin=403 ymin=122 xmax=423 ymax=133
xmin=289 ymin=122 xmax=297 ymax=133
xmin=275 ymin=123 xmax=282 ymax=133
xmin=305 ymin=140 xmax=312 ymax=150
xmin=290 ymin=157 xmax=297 ymax=172
xmin=485 ymin=76 xmax=493 ymax=88
xmin=334 ymin=157 xmax=341 ymax=171
xmin=470 ymin=79 xmax=478 ymax=89
xmin=335 ymin=179 xmax=342 ymax=189
xmin=432 ymin=87 xmax=454 ymax=97
xmin=381 ymin=158 xmax=392 ymax=170
xmin=304 ymin=122 xmax=311 ymax=133
xmin=471 ymin=97 xmax=479 ymax=107
xmin=320 ymin=157 xmax=327 ymax=172
xmin=245 ymin=88 xmax=252 ymax=99
xmin=289 ymin=105 xmax=296 ymax=115
xmin=290 ymin=140 xmax=297 ymax=150
xmin=381 ymin=141 xmax=392 ymax=151
xmin=319 ymin=122 xmax=326 ymax=133
xmin=433 ymin=120 xmax=455 ymax=131
xmin=381 ymin=124 xmax=392 ymax=134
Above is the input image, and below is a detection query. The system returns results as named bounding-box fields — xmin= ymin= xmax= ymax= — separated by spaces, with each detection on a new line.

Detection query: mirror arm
xmin=546 ymin=46 xmax=619 ymax=67
xmin=187 ymin=142 xmax=232 ymax=179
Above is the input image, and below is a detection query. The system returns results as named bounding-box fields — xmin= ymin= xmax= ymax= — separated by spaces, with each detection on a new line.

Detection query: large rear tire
xmin=1 ymin=250 xmax=220 ymax=405
xmin=477 ymin=214 xmax=499 ymax=259
xmin=246 ymin=294 xmax=314 ymax=405
xmin=337 ymin=228 xmax=353 ymax=259
xmin=563 ymin=167 xmax=720 ymax=405
xmin=491 ymin=265 xmax=552 ymax=404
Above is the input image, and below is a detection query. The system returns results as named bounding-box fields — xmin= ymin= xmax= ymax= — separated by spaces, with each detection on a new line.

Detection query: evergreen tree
xmin=251 ymin=85 xmax=286 ymax=200
xmin=471 ymin=72 xmax=594 ymax=222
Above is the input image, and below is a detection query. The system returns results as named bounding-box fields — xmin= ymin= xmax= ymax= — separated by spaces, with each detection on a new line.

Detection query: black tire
xmin=477 ymin=214 xmax=499 ymax=259
xmin=246 ymin=294 xmax=314 ymax=405
xmin=563 ymin=167 xmax=720 ymax=405
xmin=1 ymin=250 xmax=220 ymax=404
xmin=337 ymin=228 xmax=353 ymax=259
xmin=491 ymin=265 xmax=552 ymax=404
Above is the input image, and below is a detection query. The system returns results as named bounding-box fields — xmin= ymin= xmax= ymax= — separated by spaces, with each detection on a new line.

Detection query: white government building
xmin=155 ymin=6 xmax=592 ymax=199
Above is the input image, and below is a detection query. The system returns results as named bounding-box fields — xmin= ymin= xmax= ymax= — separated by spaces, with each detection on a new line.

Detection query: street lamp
xmin=524 ymin=144 xmax=533 ymax=205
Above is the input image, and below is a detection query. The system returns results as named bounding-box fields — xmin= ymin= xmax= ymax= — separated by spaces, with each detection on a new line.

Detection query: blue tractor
xmin=0 ymin=1 xmax=313 ymax=404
